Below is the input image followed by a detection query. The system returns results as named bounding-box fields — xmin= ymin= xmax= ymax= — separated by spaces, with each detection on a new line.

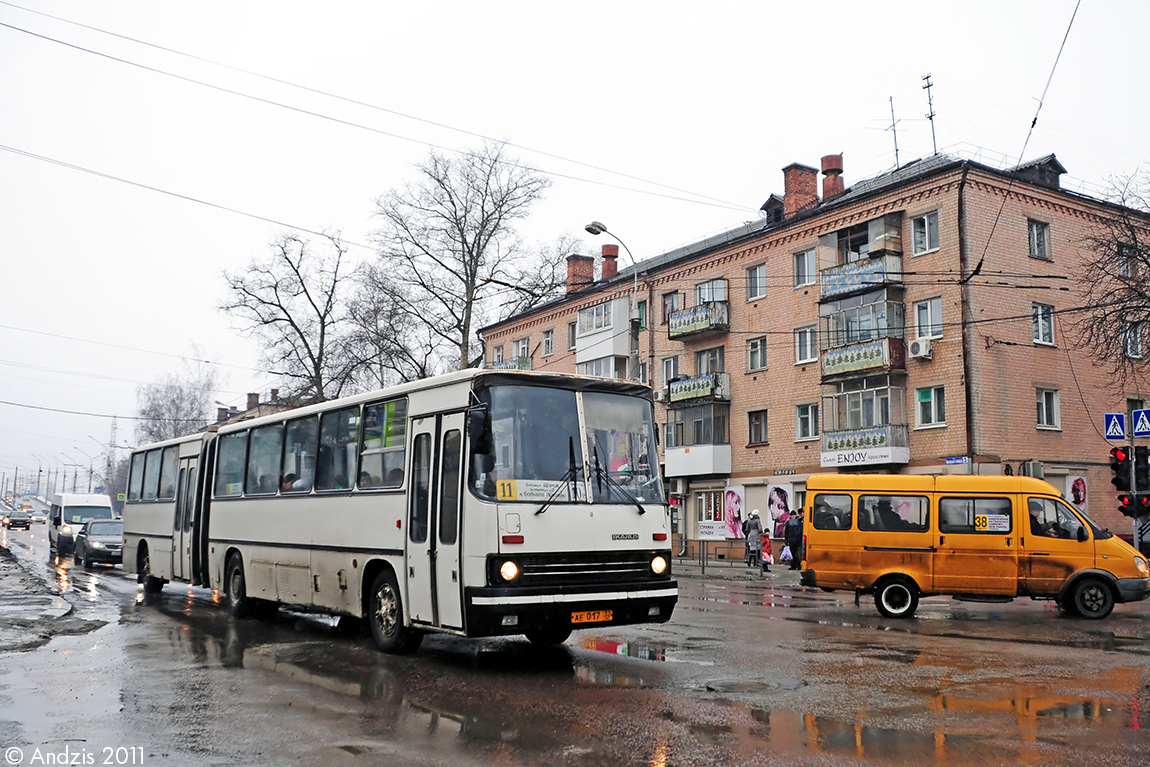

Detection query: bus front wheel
xmin=368 ymin=571 xmax=422 ymax=654
xmin=874 ymin=577 xmax=919 ymax=619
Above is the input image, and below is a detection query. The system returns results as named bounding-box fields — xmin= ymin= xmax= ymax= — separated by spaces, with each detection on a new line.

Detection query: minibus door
xmin=1019 ymin=497 xmax=1095 ymax=595
xmin=934 ymin=496 xmax=1017 ymax=595
xmin=172 ymin=459 xmax=197 ymax=582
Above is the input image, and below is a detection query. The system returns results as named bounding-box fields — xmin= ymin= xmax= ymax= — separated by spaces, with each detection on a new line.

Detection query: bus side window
xmin=409 ymin=433 xmax=431 ymax=543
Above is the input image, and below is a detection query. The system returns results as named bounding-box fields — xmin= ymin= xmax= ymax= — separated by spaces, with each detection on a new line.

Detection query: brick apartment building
xmin=479 ymin=152 xmax=1147 ymax=548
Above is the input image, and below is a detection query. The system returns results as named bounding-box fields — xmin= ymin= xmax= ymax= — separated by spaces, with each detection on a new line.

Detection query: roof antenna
xmin=886 ymin=96 xmax=900 ymax=169
xmin=922 ymin=73 xmax=938 ymax=155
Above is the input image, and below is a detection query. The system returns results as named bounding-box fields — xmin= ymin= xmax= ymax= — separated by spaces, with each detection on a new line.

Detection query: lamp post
xmin=584 ymin=221 xmax=642 ymax=382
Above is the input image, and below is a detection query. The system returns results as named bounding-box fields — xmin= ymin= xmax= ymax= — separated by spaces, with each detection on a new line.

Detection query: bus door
xmin=406 ymin=413 xmax=466 ymax=629
xmin=172 ymin=457 xmax=197 ymax=582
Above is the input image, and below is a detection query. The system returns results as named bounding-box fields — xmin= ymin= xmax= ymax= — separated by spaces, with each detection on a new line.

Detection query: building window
xmin=914 ymin=297 xmax=943 ymax=339
xmin=1036 ymin=388 xmax=1060 ymax=429
xmin=912 ymin=211 xmax=940 ymax=255
xmin=696 ymin=346 xmax=724 ymax=375
xmin=794 ymin=249 xmax=816 ymax=287
xmin=1119 ymin=243 xmax=1136 ymax=279
xmin=577 ymin=303 xmax=612 ymax=335
xmin=576 ymin=356 xmax=626 ymax=379
xmin=492 ymin=346 xmax=504 ymax=364
xmin=512 ymin=338 xmax=529 ymax=360
xmin=696 ymin=490 xmax=723 ymax=524
xmin=747 ymin=337 xmax=768 ymax=371
xmin=666 ymin=403 xmax=729 ymax=448
xmin=795 ymin=325 xmax=818 ymax=364
xmin=662 ymin=356 xmax=678 ymax=386
xmin=662 ymin=292 xmax=681 ymax=324
xmin=1124 ymin=321 xmax=1144 ymax=359
xmin=1028 ymin=219 xmax=1051 ymax=260
xmin=541 ymin=329 xmax=554 ymax=356
xmin=796 ymin=403 xmax=819 ymax=441
xmin=916 ymin=386 xmax=946 ymax=427
xmin=697 ymin=279 xmax=726 ymax=304
xmin=567 ymin=321 xmax=577 ymax=350
xmin=1032 ymin=302 xmax=1054 ymax=345
xmin=746 ymin=264 xmax=766 ymax=301
xmin=748 ymin=410 xmax=768 ymax=445
xmin=636 ymin=300 xmax=648 ymax=331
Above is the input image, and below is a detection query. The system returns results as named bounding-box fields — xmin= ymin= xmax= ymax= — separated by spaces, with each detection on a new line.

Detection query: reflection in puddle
xmin=580 ymin=636 xmax=666 ymax=661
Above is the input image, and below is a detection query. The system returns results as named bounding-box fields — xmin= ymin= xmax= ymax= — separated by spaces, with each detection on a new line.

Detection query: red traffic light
xmin=1137 ymin=495 xmax=1150 ymax=514
xmin=1111 ymin=446 xmax=1132 ymax=491
xmin=1118 ymin=494 xmax=1136 ymax=517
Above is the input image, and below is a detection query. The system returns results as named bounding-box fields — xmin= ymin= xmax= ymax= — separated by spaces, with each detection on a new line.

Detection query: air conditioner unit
xmin=653 ymin=390 xmax=667 ymax=402
xmin=908 ymin=337 xmax=933 ymax=360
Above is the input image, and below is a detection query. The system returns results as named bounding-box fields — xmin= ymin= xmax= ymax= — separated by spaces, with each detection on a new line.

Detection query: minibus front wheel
xmin=874 ymin=577 xmax=919 ymax=619
xmin=1071 ymin=577 xmax=1115 ymax=620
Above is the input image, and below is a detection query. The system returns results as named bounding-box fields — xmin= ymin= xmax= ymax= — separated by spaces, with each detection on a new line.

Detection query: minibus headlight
xmin=499 ymin=560 xmax=520 ymax=582
xmin=650 ymin=555 xmax=668 ymax=575
xmin=1135 ymin=556 xmax=1148 ymax=576
xmin=62 ymin=525 xmax=73 ymax=535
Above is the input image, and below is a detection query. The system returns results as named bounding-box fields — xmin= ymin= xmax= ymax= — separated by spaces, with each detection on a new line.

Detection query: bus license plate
xmin=572 ymin=610 xmax=612 ymax=624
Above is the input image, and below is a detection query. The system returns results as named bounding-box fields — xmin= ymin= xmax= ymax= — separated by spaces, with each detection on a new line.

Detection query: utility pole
xmin=922 ymin=73 xmax=938 ymax=155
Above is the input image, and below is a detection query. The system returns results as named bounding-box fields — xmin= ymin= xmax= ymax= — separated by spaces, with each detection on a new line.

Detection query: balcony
xmin=819 ymin=254 xmax=904 ymax=301
xmin=491 ymin=356 xmax=532 ymax=371
xmin=664 ymin=444 xmax=732 ymax=478
xmin=667 ymin=301 xmax=729 ymax=339
xmin=820 ymin=424 xmax=910 ymax=468
xmin=821 ymin=337 xmax=906 ymax=380
xmin=668 ymin=372 xmax=730 ymax=404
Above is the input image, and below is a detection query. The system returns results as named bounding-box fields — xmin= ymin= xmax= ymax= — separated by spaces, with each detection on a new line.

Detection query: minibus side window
xmin=939 ymin=497 xmax=1012 ymax=534
xmin=1027 ymin=498 xmax=1086 ymax=540
xmin=812 ymin=494 xmax=852 ymax=529
xmin=859 ymin=495 xmax=929 ymax=532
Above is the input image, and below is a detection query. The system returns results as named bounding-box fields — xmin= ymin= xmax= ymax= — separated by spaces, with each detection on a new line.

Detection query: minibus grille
xmin=515 ymin=551 xmax=664 ymax=586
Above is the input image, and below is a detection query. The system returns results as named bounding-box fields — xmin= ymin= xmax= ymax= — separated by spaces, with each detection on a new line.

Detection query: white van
xmin=49 ymin=492 xmax=115 ymax=557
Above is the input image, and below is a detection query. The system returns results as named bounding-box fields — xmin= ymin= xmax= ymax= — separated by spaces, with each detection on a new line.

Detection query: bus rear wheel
xmin=139 ymin=547 xmax=164 ymax=594
xmin=226 ymin=553 xmax=253 ymax=618
xmin=368 ymin=571 xmax=422 ymax=654
xmin=874 ymin=577 xmax=919 ymax=619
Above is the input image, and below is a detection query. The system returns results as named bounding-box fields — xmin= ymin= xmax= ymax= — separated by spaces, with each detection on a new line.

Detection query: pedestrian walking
xmin=759 ymin=532 xmax=772 ymax=573
xmin=785 ymin=509 xmax=804 ymax=570
xmin=744 ymin=510 xmax=763 ymax=567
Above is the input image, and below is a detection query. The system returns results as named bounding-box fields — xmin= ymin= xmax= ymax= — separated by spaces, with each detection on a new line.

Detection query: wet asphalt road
xmin=0 ymin=525 xmax=1148 ymax=767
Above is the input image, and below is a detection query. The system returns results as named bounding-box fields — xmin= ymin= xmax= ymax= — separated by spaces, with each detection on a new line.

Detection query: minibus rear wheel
xmin=1071 ymin=577 xmax=1114 ymax=620
xmin=874 ymin=577 xmax=919 ymax=619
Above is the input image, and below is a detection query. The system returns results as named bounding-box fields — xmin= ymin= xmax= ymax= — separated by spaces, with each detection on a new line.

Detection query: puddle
xmin=703 ymin=677 xmax=805 ymax=693
xmin=580 ymin=636 xmax=666 ymax=661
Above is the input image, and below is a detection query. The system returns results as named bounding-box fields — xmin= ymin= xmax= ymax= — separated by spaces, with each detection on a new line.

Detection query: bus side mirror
xmin=467 ymin=408 xmax=489 ymax=453
xmin=1077 ymin=526 xmax=1088 ymax=543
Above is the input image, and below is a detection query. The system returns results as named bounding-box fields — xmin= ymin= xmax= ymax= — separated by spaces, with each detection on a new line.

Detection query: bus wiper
xmin=537 ymin=437 xmax=580 ymax=515
xmin=592 ymin=447 xmax=646 ymax=515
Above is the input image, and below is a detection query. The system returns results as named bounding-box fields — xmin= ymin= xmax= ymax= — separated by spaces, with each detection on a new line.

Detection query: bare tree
xmin=135 ymin=357 xmax=219 ymax=444
xmin=345 ymin=261 xmax=444 ymax=387
xmin=371 ymin=142 xmax=563 ymax=370
xmin=220 ymin=232 xmax=359 ymax=402
xmin=1075 ymin=171 xmax=1150 ymax=385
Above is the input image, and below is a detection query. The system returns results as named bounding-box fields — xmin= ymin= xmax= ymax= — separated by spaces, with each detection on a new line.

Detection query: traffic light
xmin=1118 ymin=494 xmax=1136 ymax=517
xmin=1135 ymin=445 xmax=1150 ymax=492
xmin=1110 ymin=446 xmax=1132 ymax=491
xmin=1137 ymin=495 xmax=1150 ymax=515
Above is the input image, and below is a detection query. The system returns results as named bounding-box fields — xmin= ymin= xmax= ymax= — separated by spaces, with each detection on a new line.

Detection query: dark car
xmin=72 ymin=520 xmax=123 ymax=567
xmin=3 ymin=511 xmax=31 ymax=530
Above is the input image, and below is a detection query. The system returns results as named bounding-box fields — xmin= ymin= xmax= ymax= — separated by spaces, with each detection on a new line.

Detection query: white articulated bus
xmin=124 ymin=369 xmax=677 ymax=653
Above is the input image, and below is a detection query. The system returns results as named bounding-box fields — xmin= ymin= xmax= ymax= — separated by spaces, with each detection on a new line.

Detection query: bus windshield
xmin=472 ymin=383 xmax=664 ymax=505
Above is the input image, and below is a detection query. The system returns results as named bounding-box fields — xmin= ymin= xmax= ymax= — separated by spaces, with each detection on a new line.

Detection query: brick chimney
xmin=217 ymin=407 xmax=229 ymax=424
xmin=566 ymin=254 xmax=594 ymax=293
xmin=782 ymin=162 xmax=819 ymax=218
xmin=821 ymin=154 xmax=845 ymax=199
xmin=246 ymin=392 xmax=260 ymax=410
xmin=600 ymin=244 xmax=619 ymax=280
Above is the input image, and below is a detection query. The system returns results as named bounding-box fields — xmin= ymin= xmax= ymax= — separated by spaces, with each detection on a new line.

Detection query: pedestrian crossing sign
xmin=1133 ymin=408 xmax=1150 ymax=438
xmin=1105 ymin=413 xmax=1126 ymax=441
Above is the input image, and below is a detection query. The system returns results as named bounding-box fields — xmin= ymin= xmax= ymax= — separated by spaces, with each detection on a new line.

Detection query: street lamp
xmin=584 ymin=221 xmax=642 ymax=382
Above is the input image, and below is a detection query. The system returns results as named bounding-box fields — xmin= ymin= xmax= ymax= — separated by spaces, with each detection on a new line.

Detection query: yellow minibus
xmin=800 ymin=474 xmax=1150 ymax=619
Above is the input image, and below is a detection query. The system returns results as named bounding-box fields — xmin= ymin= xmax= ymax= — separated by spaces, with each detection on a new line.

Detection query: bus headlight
xmin=499 ymin=560 xmax=520 ymax=582
xmin=1135 ymin=556 xmax=1148 ymax=576
xmin=650 ymin=555 xmax=668 ymax=575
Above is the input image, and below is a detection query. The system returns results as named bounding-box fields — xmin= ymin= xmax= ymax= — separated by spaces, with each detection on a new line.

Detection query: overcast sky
xmin=1 ymin=0 xmax=1144 ymax=491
